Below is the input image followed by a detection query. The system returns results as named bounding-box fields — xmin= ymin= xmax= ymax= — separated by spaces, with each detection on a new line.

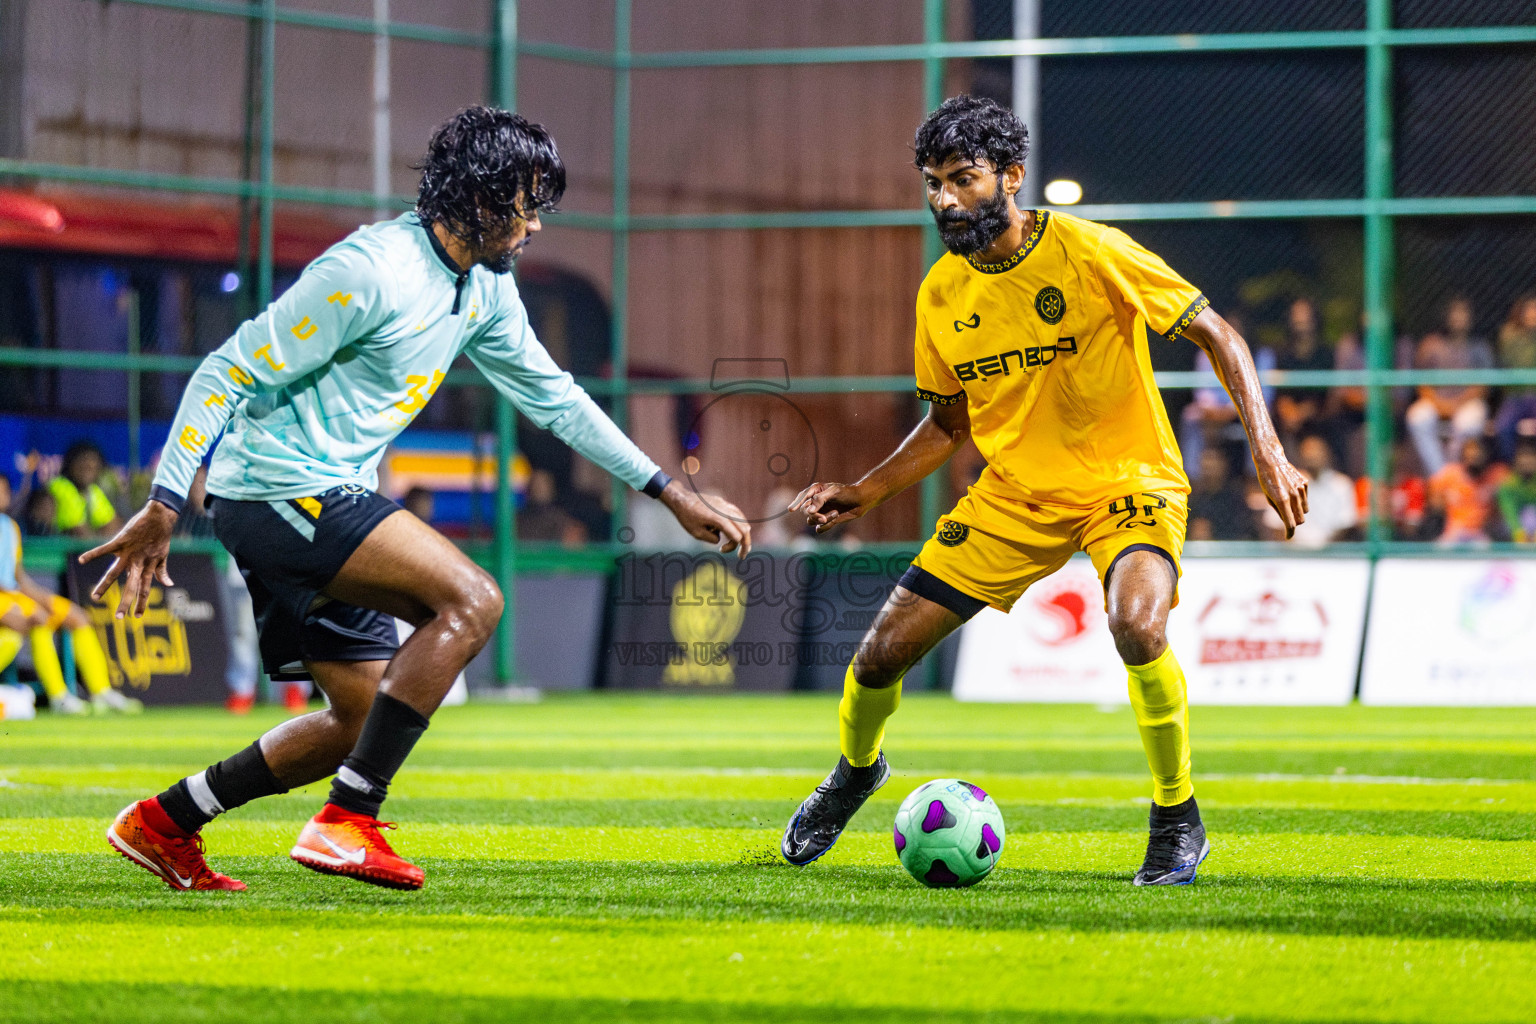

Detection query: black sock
xmin=156 ymin=741 xmax=287 ymax=835
xmin=1150 ymin=795 xmax=1201 ymax=828
xmin=327 ymin=693 xmax=430 ymax=818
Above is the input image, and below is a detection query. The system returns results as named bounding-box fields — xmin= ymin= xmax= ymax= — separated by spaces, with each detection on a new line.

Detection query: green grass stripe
xmin=0 ymin=980 xmax=1345 ymax=1024
xmin=9 ymin=765 xmax=1536 ymax=810
xmin=2 ymin=911 xmax=1534 ymax=1023
xmin=6 ymin=816 xmax=1534 ymax=882
xmin=10 ymin=731 xmax=1536 ymax=755
xmin=6 ymin=792 xmax=1536 ymax=839
xmin=4 ymin=853 xmax=1531 ymax=942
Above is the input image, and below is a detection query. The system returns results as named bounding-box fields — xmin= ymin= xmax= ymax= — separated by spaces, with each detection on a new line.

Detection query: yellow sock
xmin=0 ymin=628 xmax=22 ymax=673
xmin=70 ymin=626 xmax=111 ymax=696
xmin=1126 ymin=646 xmax=1194 ymax=806
xmin=838 ymin=665 xmax=901 ymax=767
xmin=29 ymin=627 xmax=66 ymax=700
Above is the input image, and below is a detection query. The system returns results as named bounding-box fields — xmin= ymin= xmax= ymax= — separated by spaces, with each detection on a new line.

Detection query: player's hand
xmin=78 ymin=501 xmax=178 ymax=619
xmin=790 ymin=482 xmax=876 ymax=534
xmin=1254 ymin=448 xmax=1309 ymax=540
xmin=660 ymin=482 xmax=752 ymax=558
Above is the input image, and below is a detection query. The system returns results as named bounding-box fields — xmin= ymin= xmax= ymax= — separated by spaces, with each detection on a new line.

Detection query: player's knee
xmin=445 ymin=570 xmax=503 ymax=647
xmin=1108 ymin=605 xmax=1165 ymax=666
xmin=850 ymin=660 xmax=901 ymax=689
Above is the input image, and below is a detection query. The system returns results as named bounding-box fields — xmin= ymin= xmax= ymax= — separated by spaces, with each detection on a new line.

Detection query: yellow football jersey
xmin=914 ymin=209 xmax=1207 ymax=510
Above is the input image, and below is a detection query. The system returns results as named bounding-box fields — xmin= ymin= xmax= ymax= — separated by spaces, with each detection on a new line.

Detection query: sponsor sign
xmin=1361 ymin=560 xmax=1536 ymax=706
xmin=65 ymin=551 xmax=231 ymax=705
xmin=603 ymin=552 xmax=803 ymax=691
xmin=955 ymin=556 xmax=1368 ymax=705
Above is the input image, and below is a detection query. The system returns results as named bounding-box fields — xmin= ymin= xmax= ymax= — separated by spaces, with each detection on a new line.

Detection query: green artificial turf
xmin=1 ymin=695 xmax=1533 ymax=1023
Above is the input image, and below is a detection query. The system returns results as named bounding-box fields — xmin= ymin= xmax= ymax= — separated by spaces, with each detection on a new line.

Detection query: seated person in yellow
xmin=0 ymin=475 xmax=139 ymax=714
xmin=49 ymin=441 xmax=122 ymax=538
xmin=780 ymin=96 xmax=1309 ymax=885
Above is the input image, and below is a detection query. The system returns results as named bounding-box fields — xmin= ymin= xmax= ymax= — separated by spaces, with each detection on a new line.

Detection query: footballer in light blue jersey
xmin=88 ymin=107 xmax=750 ymax=894
xmin=148 ymin=210 xmax=661 ymax=506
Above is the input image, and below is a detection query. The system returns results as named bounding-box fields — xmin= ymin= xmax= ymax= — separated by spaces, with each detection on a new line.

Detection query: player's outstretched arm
xmin=658 ymin=480 xmax=751 ymax=556
xmin=1183 ymin=307 xmax=1309 ymax=538
xmin=793 ymin=400 xmax=970 ymax=534
xmin=77 ymin=501 xmax=178 ymax=619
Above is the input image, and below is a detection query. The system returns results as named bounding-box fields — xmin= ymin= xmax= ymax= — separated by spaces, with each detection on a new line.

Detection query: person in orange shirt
xmin=1428 ymin=436 xmax=1507 ymax=545
xmin=778 ymin=96 xmax=1308 ymax=886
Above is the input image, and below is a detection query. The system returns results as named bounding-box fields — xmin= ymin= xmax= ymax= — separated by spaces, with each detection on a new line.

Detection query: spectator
xmin=1427 ymin=436 xmax=1507 ymax=546
xmin=1273 ymin=298 xmax=1333 ymax=450
xmin=403 ymin=486 xmax=435 ymax=523
xmin=1279 ymin=433 xmax=1358 ymax=549
xmin=48 ymin=440 xmax=122 ymax=538
xmin=22 ymin=488 xmax=56 ymax=537
xmin=1497 ymin=437 xmax=1536 ymax=544
xmin=563 ymin=455 xmax=614 ymax=542
xmin=1180 ymin=312 xmax=1275 ymax=472
xmin=1405 ymin=296 xmax=1494 ymax=475
xmin=1187 ymin=446 xmax=1258 ymax=541
xmin=758 ymin=486 xmax=818 ymax=549
xmin=1492 ymin=293 xmax=1536 ymax=461
xmin=1385 ymin=440 xmax=1429 ymax=540
xmin=518 ymin=469 xmax=586 ymax=544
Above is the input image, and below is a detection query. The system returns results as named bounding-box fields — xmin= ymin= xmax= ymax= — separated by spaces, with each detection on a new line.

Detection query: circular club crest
xmin=1034 ymin=286 xmax=1066 ymax=325
xmin=936 ymin=520 xmax=970 ymax=547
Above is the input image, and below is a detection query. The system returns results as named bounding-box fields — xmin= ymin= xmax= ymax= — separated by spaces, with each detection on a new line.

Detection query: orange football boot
xmin=106 ymin=801 xmax=247 ymax=891
xmin=290 ymin=804 xmax=424 ymax=890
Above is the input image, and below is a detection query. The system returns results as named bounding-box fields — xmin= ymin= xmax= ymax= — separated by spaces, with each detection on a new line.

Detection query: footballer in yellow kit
xmin=910 ymin=205 xmax=1205 ymax=612
xmin=780 ymin=96 xmax=1309 ymax=885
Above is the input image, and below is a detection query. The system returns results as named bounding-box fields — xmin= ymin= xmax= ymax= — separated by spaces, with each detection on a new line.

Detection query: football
xmin=892 ymin=779 xmax=1006 ymax=887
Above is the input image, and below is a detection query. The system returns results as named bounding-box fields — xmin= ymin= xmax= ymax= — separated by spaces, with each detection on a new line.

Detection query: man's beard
xmin=932 ymin=180 xmax=1014 ymax=257
xmin=480 ymin=246 xmax=520 ymax=275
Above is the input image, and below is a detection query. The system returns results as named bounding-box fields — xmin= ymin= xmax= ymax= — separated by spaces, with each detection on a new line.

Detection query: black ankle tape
xmin=327 ymin=693 xmax=430 ymax=818
xmin=156 ymin=780 xmax=207 ymax=835
xmin=1150 ymin=796 xmax=1200 ymax=827
xmin=207 ymin=741 xmax=287 ymax=810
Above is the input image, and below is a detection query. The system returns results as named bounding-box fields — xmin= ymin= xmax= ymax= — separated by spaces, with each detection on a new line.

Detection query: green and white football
xmin=892 ymin=778 xmax=1006 ymax=887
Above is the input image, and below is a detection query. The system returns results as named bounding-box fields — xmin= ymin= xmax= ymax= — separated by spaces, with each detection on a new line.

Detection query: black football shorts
xmin=210 ymin=484 xmax=401 ymax=680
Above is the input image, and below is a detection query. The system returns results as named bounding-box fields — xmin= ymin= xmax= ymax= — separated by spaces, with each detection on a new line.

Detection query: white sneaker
xmin=93 ymin=689 xmax=144 ymax=714
xmin=51 ymin=692 xmax=90 ymax=715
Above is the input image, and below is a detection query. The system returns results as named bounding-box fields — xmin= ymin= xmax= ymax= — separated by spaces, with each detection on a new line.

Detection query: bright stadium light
xmin=220 ymin=272 xmax=240 ymax=293
xmin=1043 ymin=179 xmax=1083 ymax=205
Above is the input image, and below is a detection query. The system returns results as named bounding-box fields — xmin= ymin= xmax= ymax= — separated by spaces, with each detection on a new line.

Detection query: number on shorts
xmin=1109 ymin=492 xmax=1166 ymax=529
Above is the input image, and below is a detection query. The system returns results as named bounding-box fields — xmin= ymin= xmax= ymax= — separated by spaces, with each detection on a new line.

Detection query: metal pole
xmin=126 ymin=290 xmax=141 ymax=476
xmin=609 ymin=0 xmax=632 ymax=539
xmin=371 ymin=0 xmax=391 ymax=221
xmin=1012 ymin=0 xmax=1041 ymax=206
xmin=235 ymin=11 xmax=259 ymax=320
xmin=492 ymin=0 xmax=518 ymax=686
xmin=1363 ymin=0 xmax=1394 ymax=552
xmin=257 ymin=0 xmax=276 ymax=308
xmin=920 ymin=0 xmax=946 ymax=689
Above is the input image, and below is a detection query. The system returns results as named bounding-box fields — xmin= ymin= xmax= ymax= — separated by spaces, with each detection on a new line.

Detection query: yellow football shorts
xmin=0 ymin=591 xmax=73 ymax=630
xmin=911 ymin=487 xmax=1187 ymax=613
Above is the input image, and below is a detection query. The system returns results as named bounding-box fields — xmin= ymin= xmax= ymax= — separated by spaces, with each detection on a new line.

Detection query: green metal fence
xmin=4 ymin=0 xmax=1536 ymax=682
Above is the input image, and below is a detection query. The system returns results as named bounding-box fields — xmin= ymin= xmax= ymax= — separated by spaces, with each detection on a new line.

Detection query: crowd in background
xmin=1185 ymin=293 xmax=1536 ymax=547
xmin=6 ymin=292 xmax=1536 ymax=559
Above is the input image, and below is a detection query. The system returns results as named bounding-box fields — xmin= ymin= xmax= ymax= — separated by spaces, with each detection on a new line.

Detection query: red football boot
xmin=290 ymin=804 xmax=424 ymax=890
xmin=106 ymin=801 xmax=247 ymax=891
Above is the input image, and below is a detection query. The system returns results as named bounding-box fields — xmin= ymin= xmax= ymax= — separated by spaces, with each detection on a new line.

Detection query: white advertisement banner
xmin=1361 ymin=560 xmax=1536 ymax=706
xmin=954 ymin=557 xmax=1369 ymax=705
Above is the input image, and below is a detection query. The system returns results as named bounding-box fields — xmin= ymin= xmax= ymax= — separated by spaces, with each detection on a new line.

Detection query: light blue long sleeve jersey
xmin=150 ymin=213 xmax=662 ymax=509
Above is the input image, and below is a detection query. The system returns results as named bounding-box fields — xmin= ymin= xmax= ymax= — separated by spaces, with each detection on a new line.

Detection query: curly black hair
xmin=415 ymin=106 xmax=566 ymax=247
xmin=913 ymin=95 xmax=1030 ymax=176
